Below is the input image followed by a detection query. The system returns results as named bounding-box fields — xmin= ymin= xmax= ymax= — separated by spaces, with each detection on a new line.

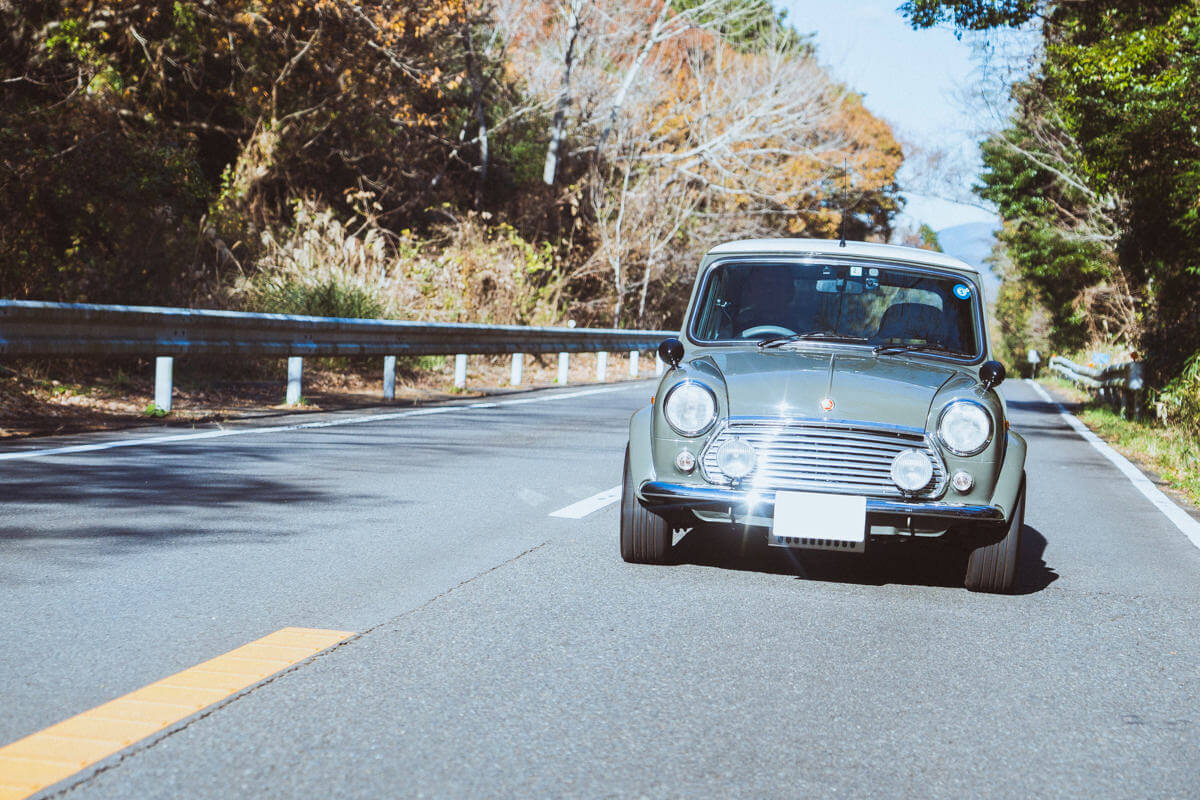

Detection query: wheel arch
xmin=627 ymin=405 xmax=656 ymax=501
xmin=990 ymin=430 xmax=1027 ymax=523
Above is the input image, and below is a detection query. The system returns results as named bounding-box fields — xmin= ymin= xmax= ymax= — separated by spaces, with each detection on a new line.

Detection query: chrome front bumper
xmin=639 ymin=481 xmax=1006 ymax=527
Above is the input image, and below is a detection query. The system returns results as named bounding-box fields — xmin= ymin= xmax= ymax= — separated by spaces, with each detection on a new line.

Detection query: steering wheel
xmin=740 ymin=325 xmax=797 ymax=339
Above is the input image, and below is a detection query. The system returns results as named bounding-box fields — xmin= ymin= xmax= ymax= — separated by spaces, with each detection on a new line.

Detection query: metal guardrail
xmin=0 ymin=300 xmax=674 ymax=410
xmin=1049 ymin=354 xmax=1145 ymax=419
xmin=0 ymin=300 xmax=671 ymax=357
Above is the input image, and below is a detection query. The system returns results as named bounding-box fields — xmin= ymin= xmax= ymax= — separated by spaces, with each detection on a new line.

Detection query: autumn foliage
xmin=1 ymin=0 xmax=904 ymax=329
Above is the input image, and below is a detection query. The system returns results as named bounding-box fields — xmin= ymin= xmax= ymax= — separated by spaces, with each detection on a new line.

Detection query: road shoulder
xmin=1029 ymin=378 xmax=1200 ymax=536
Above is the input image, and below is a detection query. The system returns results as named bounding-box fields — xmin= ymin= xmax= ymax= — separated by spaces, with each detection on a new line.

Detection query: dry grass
xmin=228 ymin=201 xmax=568 ymax=328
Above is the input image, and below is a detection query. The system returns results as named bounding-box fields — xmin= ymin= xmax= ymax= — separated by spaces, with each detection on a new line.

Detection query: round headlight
xmin=663 ymin=381 xmax=717 ymax=436
xmin=891 ymin=449 xmax=934 ymax=493
xmin=716 ymin=437 xmax=756 ymax=480
xmin=937 ymin=401 xmax=993 ymax=456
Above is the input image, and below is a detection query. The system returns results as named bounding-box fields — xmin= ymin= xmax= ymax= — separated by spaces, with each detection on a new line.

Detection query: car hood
xmin=702 ymin=349 xmax=959 ymax=431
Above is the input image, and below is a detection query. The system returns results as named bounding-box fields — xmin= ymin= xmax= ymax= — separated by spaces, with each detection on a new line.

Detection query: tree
xmin=540 ymin=0 xmax=587 ymax=185
xmin=899 ymin=0 xmax=1042 ymax=33
xmin=904 ymin=0 xmax=1200 ymax=383
xmin=579 ymin=18 xmax=901 ymax=325
xmin=0 ymin=0 xmax=483 ymax=302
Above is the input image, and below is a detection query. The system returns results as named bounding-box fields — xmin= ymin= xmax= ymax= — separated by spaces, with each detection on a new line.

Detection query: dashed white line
xmin=0 ymin=384 xmax=644 ymax=461
xmin=549 ymin=485 xmax=622 ymax=519
xmin=1026 ymin=378 xmax=1200 ymax=550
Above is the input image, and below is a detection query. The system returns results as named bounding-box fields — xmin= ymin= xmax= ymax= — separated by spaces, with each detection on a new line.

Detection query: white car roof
xmin=705 ymin=238 xmax=980 ymax=275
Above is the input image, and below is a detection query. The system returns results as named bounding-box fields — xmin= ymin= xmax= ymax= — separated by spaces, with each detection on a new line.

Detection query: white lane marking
xmin=549 ymin=485 xmax=622 ymax=519
xmin=0 ymin=384 xmax=644 ymax=461
xmin=1026 ymin=378 xmax=1200 ymax=549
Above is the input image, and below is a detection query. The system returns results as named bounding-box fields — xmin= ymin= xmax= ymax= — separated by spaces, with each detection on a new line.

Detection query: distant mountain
xmin=937 ymin=221 xmax=1000 ymax=300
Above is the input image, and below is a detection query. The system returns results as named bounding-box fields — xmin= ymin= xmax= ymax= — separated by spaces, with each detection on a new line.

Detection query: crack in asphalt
xmin=51 ymin=541 xmax=551 ymax=800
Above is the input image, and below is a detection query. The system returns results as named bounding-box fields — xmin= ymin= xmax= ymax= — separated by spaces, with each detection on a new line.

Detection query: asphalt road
xmin=1 ymin=378 xmax=1198 ymax=798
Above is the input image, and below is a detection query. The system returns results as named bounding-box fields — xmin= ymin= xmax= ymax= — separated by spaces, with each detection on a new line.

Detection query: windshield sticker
xmin=953 ymin=283 xmax=972 ymax=300
xmin=850 ymin=266 xmax=862 ymax=276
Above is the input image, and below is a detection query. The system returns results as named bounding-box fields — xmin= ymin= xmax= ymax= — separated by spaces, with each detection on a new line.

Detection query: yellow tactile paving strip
xmin=0 ymin=627 xmax=354 ymax=800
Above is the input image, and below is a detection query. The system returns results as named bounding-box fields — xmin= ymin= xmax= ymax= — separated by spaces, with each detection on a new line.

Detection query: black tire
xmin=619 ymin=446 xmax=671 ymax=564
xmin=964 ymin=472 xmax=1025 ymax=593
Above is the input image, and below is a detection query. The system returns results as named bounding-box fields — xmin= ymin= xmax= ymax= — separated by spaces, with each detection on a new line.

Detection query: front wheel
xmin=964 ymin=472 xmax=1025 ymax=593
xmin=619 ymin=446 xmax=671 ymax=563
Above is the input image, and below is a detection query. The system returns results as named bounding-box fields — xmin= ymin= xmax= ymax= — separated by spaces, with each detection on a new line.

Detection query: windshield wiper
xmin=758 ymin=331 xmax=870 ymax=349
xmin=873 ymin=342 xmax=963 ymax=356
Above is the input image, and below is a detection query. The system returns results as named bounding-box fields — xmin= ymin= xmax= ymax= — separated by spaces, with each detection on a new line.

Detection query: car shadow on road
xmin=670 ymin=523 xmax=1058 ymax=594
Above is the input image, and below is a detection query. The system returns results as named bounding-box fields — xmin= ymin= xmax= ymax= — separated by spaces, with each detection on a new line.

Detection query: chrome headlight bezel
xmin=936 ymin=400 xmax=994 ymax=457
xmin=662 ymin=380 xmax=719 ymax=437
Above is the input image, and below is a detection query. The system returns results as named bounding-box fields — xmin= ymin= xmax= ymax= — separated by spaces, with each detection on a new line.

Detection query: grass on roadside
xmin=1038 ymin=378 xmax=1200 ymax=507
xmin=1036 ymin=372 xmax=1091 ymax=403
xmin=1073 ymin=405 xmax=1200 ymax=507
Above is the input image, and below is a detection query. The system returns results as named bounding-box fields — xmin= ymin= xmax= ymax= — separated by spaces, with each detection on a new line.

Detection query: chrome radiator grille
xmin=700 ymin=418 xmax=947 ymax=498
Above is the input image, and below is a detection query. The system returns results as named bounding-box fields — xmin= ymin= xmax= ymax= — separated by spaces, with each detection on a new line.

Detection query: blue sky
xmin=778 ymin=1 xmax=1027 ymax=233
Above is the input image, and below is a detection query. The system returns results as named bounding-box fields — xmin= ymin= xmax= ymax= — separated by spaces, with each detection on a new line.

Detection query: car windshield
xmin=690 ymin=260 xmax=981 ymax=359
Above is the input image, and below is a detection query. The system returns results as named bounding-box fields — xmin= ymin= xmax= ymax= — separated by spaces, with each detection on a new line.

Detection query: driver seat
xmin=876 ymin=303 xmax=946 ymax=343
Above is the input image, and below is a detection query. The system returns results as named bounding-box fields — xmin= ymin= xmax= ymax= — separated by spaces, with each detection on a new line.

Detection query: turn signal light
xmin=674 ymin=450 xmax=696 ymax=473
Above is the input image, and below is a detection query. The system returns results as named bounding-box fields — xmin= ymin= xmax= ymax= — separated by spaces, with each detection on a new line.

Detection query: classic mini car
xmin=620 ymin=238 xmax=1027 ymax=593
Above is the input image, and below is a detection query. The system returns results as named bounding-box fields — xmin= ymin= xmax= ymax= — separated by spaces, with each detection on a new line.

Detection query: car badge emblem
xmin=819 ymin=397 xmax=834 ymax=412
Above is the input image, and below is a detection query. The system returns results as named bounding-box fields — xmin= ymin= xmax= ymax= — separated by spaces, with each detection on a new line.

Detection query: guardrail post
xmin=596 ymin=351 xmax=608 ymax=382
xmin=154 ymin=357 xmax=173 ymax=413
xmin=557 ymin=352 xmax=569 ymax=384
xmin=383 ymin=356 xmax=396 ymax=400
xmin=629 ymin=350 xmax=639 ymax=378
xmin=454 ymin=354 xmax=467 ymax=389
xmin=286 ymin=357 xmax=303 ymax=405
xmin=1128 ymin=361 xmax=1144 ymax=420
xmin=655 ymin=353 xmax=665 ymax=376
xmin=510 ymin=353 xmax=523 ymax=386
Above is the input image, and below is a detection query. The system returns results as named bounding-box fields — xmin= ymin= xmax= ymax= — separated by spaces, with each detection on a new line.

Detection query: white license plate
xmin=769 ymin=491 xmax=866 ymax=552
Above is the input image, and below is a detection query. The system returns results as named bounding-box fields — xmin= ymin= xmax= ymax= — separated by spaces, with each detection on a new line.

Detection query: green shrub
xmin=244 ymin=277 xmax=386 ymax=320
xmin=1157 ymin=351 xmax=1200 ymax=439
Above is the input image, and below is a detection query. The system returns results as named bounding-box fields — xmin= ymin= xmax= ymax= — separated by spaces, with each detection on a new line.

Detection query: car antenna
xmin=839 ymin=158 xmax=848 ymax=248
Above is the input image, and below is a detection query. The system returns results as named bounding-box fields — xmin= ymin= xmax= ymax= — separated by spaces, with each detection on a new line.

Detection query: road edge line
xmin=1025 ymin=378 xmax=1200 ymax=550
xmin=0 ymin=384 xmax=642 ymax=462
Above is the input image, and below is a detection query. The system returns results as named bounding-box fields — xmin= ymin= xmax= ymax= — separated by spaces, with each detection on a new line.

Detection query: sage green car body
xmin=629 ymin=239 xmax=1027 ymax=539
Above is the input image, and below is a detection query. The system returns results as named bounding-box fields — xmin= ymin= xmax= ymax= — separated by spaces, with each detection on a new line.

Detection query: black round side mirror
xmin=658 ymin=337 xmax=684 ymax=369
xmin=979 ymin=360 xmax=1006 ymax=391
